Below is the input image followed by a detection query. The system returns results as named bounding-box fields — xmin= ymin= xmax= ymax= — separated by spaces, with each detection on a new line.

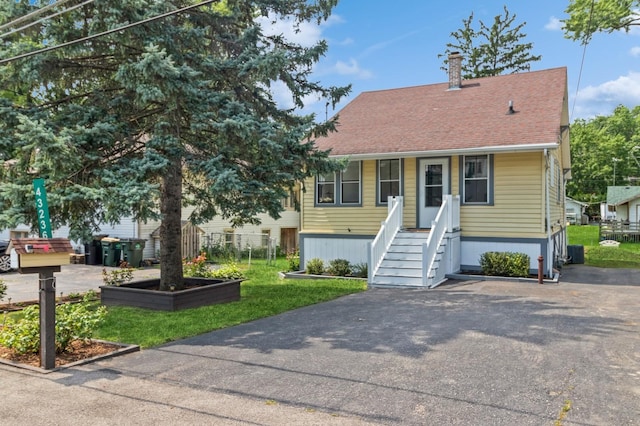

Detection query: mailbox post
xmin=9 ymin=238 xmax=74 ymax=370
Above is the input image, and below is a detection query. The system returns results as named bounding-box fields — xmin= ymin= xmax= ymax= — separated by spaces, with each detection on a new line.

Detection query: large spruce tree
xmin=0 ymin=0 xmax=349 ymax=290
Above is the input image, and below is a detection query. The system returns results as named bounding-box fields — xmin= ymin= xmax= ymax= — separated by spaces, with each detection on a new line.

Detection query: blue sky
xmin=267 ymin=0 xmax=640 ymax=123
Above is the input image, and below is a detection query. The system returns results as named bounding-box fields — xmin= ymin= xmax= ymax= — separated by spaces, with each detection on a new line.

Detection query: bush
xmin=0 ymin=279 xmax=6 ymax=301
xmin=306 ymin=258 xmax=324 ymax=275
xmin=0 ymin=295 xmax=107 ymax=354
xmin=183 ymin=252 xmax=214 ymax=278
xmin=480 ymin=251 xmax=530 ymax=278
xmin=327 ymin=259 xmax=351 ymax=276
xmin=351 ymin=263 xmax=368 ymax=278
xmin=286 ymin=249 xmax=300 ymax=272
xmin=210 ymin=262 xmax=245 ymax=280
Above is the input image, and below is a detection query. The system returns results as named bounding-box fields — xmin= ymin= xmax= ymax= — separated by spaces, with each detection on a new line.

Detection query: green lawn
xmin=94 ymin=258 xmax=366 ymax=348
xmin=567 ymin=225 xmax=640 ymax=268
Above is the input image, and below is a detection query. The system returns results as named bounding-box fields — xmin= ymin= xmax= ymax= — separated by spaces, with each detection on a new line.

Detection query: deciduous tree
xmin=563 ymin=0 xmax=640 ymax=44
xmin=567 ymin=105 xmax=640 ymax=209
xmin=440 ymin=6 xmax=541 ymax=79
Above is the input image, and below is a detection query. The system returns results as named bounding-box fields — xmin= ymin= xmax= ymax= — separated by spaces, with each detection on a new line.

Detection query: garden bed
xmin=100 ymin=277 xmax=242 ymax=311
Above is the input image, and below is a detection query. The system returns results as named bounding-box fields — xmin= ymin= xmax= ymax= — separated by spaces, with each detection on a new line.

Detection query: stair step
xmin=380 ymin=258 xmax=421 ymax=267
xmin=376 ymin=268 xmax=422 ymax=278
xmin=393 ymin=237 xmax=427 ymax=245
xmin=387 ymin=245 xmax=422 ymax=254
xmin=384 ymin=252 xmax=422 ymax=261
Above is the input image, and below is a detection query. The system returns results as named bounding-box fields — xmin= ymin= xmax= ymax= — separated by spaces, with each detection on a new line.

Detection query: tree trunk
xmin=159 ymin=156 xmax=184 ymax=290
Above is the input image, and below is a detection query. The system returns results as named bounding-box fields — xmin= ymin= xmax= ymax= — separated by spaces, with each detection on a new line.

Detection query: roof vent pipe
xmin=507 ymin=100 xmax=515 ymax=114
xmin=448 ymin=52 xmax=462 ymax=90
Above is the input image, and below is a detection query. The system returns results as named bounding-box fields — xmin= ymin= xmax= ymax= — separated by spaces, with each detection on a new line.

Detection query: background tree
xmin=563 ymin=0 xmax=640 ymax=44
xmin=567 ymin=105 xmax=640 ymax=215
xmin=439 ymin=5 xmax=541 ymax=79
xmin=0 ymin=0 xmax=349 ymax=290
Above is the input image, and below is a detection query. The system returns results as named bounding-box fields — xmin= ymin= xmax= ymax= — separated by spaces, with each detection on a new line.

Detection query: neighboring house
xmin=606 ymin=186 xmax=640 ymax=223
xmin=301 ymin=56 xmax=570 ymax=287
xmin=2 ymin=192 xmax=300 ymax=263
xmin=566 ymin=197 xmax=588 ymax=224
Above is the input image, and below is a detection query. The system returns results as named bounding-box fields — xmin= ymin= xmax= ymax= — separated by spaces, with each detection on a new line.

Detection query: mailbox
xmin=9 ymin=238 xmax=74 ymax=272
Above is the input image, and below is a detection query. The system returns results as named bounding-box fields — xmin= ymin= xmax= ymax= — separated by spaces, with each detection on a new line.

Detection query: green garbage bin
xmin=101 ymin=238 xmax=122 ymax=267
xmin=121 ymin=238 xmax=146 ymax=267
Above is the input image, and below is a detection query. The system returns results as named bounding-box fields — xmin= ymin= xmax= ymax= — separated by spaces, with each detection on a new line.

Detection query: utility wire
xmin=570 ymin=0 xmax=596 ymax=120
xmin=0 ymin=0 xmax=220 ymax=66
xmin=0 ymin=0 xmax=76 ymax=32
xmin=0 ymin=0 xmax=96 ymax=40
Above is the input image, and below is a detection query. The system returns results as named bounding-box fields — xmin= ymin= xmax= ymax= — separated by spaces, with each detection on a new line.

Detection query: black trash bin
xmin=85 ymin=235 xmax=107 ymax=265
xmin=567 ymin=245 xmax=584 ymax=264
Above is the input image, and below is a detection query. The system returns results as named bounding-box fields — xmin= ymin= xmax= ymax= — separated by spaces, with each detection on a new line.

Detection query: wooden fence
xmin=599 ymin=221 xmax=640 ymax=243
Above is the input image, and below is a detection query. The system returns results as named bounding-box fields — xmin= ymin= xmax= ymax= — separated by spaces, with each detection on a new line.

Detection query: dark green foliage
xmin=306 ymin=258 xmax=324 ymax=275
xmin=351 ymin=262 xmax=368 ymax=278
xmin=0 ymin=1 xmax=349 ymax=290
xmin=440 ymin=6 xmax=541 ymax=79
xmin=480 ymin=251 xmax=530 ymax=278
xmin=326 ymin=258 xmax=351 ymax=276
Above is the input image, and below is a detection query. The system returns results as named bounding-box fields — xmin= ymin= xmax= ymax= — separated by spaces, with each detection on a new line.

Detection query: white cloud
xmin=631 ymin=46 xmax=640 ymax=56
xmin=573 ymin=72 xmax=640 ymax=120
xmin=256 ymin=12 xmax=342 ymax=48
xmin=545 ymin=16 xmax=562 ymax=31
xmin=332 ymin=59 xmax=373 ymax=79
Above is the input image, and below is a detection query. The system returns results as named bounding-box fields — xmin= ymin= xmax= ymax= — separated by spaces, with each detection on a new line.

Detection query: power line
xmin=570 ymin=0 xmax=596 ymax=120
xmin=0 ymin=0 xmax=76 ymax=32
xmin=0 ymin=0 xmax=220 ymax=66
xmin=0 ymin=0 xmax=96 ymax=40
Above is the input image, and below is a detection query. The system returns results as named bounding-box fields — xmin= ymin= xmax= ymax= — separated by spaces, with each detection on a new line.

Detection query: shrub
xmin=306 ymin=258 xmax=324 ymax=275
xmin=286 ymin=249 xmax=300 ymax=272
xmin=351 ymin=262 xmax=368 ymax=278
xmin=183 ymin=252 xmax=214 ymax=278
xmin=0 ymin=279 xmax=6 ymax=301
xmin=327 ymin=259 xmax=351 ymax=276
xmin=210 ymin=262 xmax=245 ymax=280
xmin=480 ymin=251 xmax=530 ymax=278
xmin=0 ymin=295 xmax=107 ymax=354
xmin=102 ymin=267 xmax=134 ymax=286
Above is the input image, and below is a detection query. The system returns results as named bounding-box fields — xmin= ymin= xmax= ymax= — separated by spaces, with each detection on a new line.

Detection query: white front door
xmin=418 ymin=158 xmax=449 ymax=228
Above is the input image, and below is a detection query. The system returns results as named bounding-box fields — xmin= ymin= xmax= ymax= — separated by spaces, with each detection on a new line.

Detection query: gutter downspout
xmin=545 ymin=149 xmax=552 ymax=278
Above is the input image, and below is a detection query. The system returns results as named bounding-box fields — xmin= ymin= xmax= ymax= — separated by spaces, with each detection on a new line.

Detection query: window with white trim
xmin=315 ymin=161 xmax=361 ymax=206
xmin=463 ymin=155 xmax=489 ymax=203
xmin=378 ymin=159 xmax=402 ymax=204
xmin=341 ymin=161 xmax=361 ymax=204
xmin=316 ymin=172 xmax=335 ymax=204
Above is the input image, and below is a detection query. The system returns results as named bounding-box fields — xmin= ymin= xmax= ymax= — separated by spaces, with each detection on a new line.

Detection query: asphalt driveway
xmin=1 ymin=265 xmax=638 ymax=425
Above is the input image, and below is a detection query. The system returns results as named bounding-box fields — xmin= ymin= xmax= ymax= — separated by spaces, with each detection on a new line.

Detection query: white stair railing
xmin=368 ymin=196 xmax=403 ymax=284
xmin=422 ymin=195 xmax=460 ymax=286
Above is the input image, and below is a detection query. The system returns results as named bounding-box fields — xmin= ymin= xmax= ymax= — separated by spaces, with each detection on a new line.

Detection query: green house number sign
xmin=33 ymin=178 xmax=52 ymax=238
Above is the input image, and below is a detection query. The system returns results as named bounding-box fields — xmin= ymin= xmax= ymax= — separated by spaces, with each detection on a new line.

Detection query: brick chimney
xmin=448 ymin=52 xmax=462 ymax=90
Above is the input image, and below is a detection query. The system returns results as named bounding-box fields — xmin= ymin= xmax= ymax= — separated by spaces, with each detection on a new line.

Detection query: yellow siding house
xmin=301 ymin=56 xmax=571 ymax=287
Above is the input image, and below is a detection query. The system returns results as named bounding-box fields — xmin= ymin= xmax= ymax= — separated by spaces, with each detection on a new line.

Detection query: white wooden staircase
xmin=368 ymin=195 xmax=460 ymax=288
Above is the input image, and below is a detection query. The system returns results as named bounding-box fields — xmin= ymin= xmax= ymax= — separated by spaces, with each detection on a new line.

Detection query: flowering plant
xmin=183 ymin=252 xmax=214 ymax=278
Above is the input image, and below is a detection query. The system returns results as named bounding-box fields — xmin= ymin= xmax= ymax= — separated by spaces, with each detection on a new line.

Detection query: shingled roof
xmin=607 ymin=186 xmax=640 ymax=206
xmin=315 ymin=67 xmax=568 ymax=157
